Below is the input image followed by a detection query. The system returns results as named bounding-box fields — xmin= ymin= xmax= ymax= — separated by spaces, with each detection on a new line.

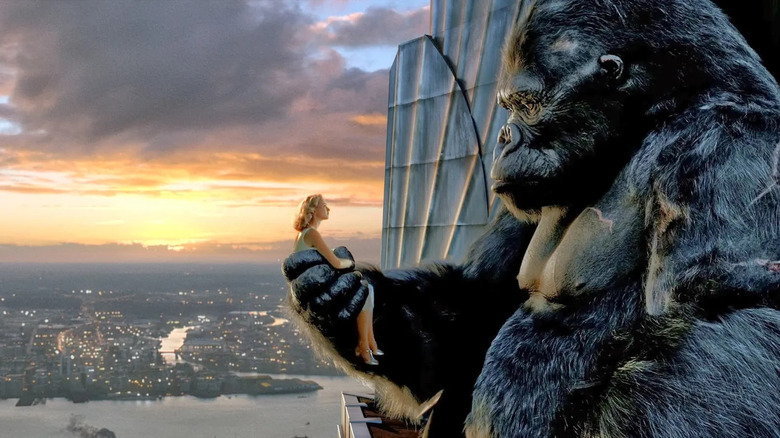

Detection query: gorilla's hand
xmin=282 ymin=246 xmax=369 ymax=331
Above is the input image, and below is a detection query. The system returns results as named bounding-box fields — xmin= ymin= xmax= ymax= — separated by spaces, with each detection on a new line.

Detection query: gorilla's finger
xmin=282 ymin=248 xmax=328 ymax=281
xmin=310 ymin=289 xmax=334 ymax=310
xmin=310 ymin=271 xmax=363 ymax=314
xmin=333 ymin=271 xmax=362 ymax=297
xmin=333 ymin=246 xmax=355 ymax=261
xmin=337 ymin=281 xmax=369 ymax=321
xmin=332 ymin=271 xmax=363 ymax=302
xmin=290 ymin=264 xmax=338 ymax=308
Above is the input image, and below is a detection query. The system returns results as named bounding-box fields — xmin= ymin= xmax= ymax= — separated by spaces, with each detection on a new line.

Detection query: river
xmin=158 ymin=326 xmax=194 ymax=366
xmin=158 ymin=316 xmax=288 ymax=367
xmin=0 ymin=374 xmax=373 ymax=438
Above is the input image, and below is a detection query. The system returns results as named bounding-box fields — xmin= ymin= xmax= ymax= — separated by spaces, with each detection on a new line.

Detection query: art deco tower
xmin=382 ymin=0 xmax=525 ymax=268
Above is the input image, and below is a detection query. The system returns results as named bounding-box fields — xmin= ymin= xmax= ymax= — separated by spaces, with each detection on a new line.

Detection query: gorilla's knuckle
xmin=336 ymin=308 xmax=353 ymax=321
xmin=310 ymin=292 xmax=334 ymax=312
xmin=291 ymin=264 xmax=337 ymax=304
xmin=331 ymin=272 xmax=362 ymax=298
xmin=333 ymin=246 xmax=354 ymax=260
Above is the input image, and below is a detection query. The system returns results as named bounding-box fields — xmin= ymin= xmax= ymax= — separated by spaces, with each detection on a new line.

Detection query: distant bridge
xmin=158 ymin=350 xmax=182 ymax=359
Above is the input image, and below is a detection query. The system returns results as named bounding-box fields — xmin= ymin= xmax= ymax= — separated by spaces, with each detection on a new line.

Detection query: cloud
xmin=0 ymin=1 xmax=410 ymax=177
xmin=0 ymin=1 xmax=413 ymax=149
xmin=0 ymin=184 xmax=66 ymax=194
xmin=350 ymin=113 xmax=386 ymax=126
xmin=225 ymin=194 xmax=383 ymax=208
xmin=0 ymin=1 xmax=312 ymax=142
xmin=313 ymin=6 xmax=429 ymax=47
xmin=305 ymin=0 xmax=351 ymax=6
xmin=0 ymin=147 xmax=385 ymax=202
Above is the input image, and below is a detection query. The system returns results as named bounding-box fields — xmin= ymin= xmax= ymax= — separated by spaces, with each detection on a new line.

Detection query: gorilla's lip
xmin=491 ymin=180 xmax=513 ymax=194
xmin=491 ymin=179 xmax=539 ymax=194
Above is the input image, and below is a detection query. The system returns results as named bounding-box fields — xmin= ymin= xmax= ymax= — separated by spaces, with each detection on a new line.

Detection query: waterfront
xmin=0 ymin=374 xmax=372 ymax=438
xmin=0 ymin=263 xmax=359 ymax=435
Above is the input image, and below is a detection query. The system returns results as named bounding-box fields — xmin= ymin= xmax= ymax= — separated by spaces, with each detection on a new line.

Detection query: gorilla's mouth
xmin=491 ymin=179 xmax=540 ymax=194
xmin=491 ymin=180 xmax=514 ymax=194
xmin=492 ymin=178 xmax=567 ymax=210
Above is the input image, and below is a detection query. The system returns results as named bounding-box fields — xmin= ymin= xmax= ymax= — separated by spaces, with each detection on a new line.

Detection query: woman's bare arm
xmin=304 ymin=228 xmax=354 ymax=269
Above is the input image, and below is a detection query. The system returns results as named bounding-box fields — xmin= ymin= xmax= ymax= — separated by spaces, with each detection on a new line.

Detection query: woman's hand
xmin=338 ymin=258 xmax=354 ymax=270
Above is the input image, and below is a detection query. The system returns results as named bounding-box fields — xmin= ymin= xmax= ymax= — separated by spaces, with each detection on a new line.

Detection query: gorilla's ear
xmin=599 ymin=54 xmax=626 ymax=83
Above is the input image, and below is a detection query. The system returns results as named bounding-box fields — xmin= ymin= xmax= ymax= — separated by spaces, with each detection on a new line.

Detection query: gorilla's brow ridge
xmin=500 ymin=0 xmax=538 ymax=88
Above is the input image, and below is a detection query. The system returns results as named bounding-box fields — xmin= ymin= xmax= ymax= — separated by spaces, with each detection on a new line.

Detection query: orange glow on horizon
xmin=0 ymin=146 xmax=385 ymax=251
xmin=0 ymin=186 xmax=383 ymax=249
xmin=350 ymin=114 xmax=387 ymax=126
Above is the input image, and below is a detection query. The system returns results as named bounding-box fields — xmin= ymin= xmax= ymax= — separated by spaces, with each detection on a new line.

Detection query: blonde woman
xmin=292 ymin=194 xmax=383 ymax=365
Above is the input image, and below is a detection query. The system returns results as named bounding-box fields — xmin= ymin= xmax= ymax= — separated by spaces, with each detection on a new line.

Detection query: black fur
xmin=283 ymin=1 xmax=780 ymax=436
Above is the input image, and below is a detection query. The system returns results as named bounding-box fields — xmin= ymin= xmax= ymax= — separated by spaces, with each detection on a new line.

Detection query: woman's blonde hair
xmin=293 ymin=194 xmax=323 ymax=231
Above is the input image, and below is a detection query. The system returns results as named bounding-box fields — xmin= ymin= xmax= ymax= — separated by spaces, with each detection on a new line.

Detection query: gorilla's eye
xmin=520 ymin=101 xmax=542 ymax=120
xmin=499 ymin=93 xmax=542 ymax=122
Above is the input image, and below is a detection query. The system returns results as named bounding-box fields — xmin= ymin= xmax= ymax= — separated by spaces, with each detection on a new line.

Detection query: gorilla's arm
xmin=283 ymin=206 xmax=534 ymax=433
xmin=637 ymin=0 xmax=780 ymax=314
xmin=642 ymin=107 xmax=780 ymax=315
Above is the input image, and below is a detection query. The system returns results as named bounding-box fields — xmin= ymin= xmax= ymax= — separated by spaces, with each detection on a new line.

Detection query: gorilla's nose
xmin=494 ymin=123 xmax=522 ymax=161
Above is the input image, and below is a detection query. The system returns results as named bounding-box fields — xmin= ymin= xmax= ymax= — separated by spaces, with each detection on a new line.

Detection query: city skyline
xmin=0 ymin=0 xmax=429 ymax=263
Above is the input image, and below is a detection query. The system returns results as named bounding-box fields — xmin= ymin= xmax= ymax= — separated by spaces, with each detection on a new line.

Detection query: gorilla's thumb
xmin=282 ymin=248 xmax=327 ymax=281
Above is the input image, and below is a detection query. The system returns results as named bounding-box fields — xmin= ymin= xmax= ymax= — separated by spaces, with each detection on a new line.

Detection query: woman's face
xmin=314 ymin=198 xmax=330 ymax=220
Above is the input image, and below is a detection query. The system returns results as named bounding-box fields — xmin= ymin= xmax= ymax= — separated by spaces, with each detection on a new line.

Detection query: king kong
xmin=283 ymin=0 xmax=780 ymax=437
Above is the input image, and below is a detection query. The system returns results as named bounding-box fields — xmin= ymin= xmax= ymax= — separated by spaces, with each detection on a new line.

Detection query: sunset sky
xmin=0 ymin=0 xmax=429 ymax=263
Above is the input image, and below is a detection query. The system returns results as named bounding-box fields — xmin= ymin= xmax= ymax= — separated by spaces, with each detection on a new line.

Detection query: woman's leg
xmin=355 ymin=281 xmax=378 ymax=364
xmin=355 ymin=310 xmax=376 ymax=364
xmin=367 ymin=308 xmax=379 ymax=351
xmin=356 ymin=310 xmax=370 ymax=350
xmin=362 ymin=283 xmax=380 ymax=354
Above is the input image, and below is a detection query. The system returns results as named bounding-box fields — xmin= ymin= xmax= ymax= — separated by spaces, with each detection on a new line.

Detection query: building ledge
xmin=338 ymin=392 xmax=422 ymax=438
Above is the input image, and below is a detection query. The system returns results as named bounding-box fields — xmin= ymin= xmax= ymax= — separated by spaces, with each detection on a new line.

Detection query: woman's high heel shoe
xmin=355 ymin=347 xmax=379 ymax=366
xmin=371 ymin=348 xmax=384 ymax=357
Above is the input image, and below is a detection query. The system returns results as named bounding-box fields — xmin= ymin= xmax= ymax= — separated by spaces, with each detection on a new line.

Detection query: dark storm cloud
xmin=0 ymin=103 xmax=15 ymax=119
xmin=320 ymin=6 xmax=429 ymax=47
xmin=0 ymin=0 xmax=311 ymax=141
xmin=324 ymin=67 xmax=389 ymax=112
xmin=0 ymin=1 xmax=429 ymax=192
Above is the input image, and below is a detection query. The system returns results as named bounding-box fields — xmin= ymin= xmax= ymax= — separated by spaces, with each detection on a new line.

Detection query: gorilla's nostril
xmin=494 ymin=124 xmax=522 ymax=161
xmin=497 ymin=125 xmax=511 ymax=145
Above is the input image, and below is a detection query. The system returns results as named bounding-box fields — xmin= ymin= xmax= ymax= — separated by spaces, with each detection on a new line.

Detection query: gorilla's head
xmin=491 ymin=0 xmax=775 ymax=213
